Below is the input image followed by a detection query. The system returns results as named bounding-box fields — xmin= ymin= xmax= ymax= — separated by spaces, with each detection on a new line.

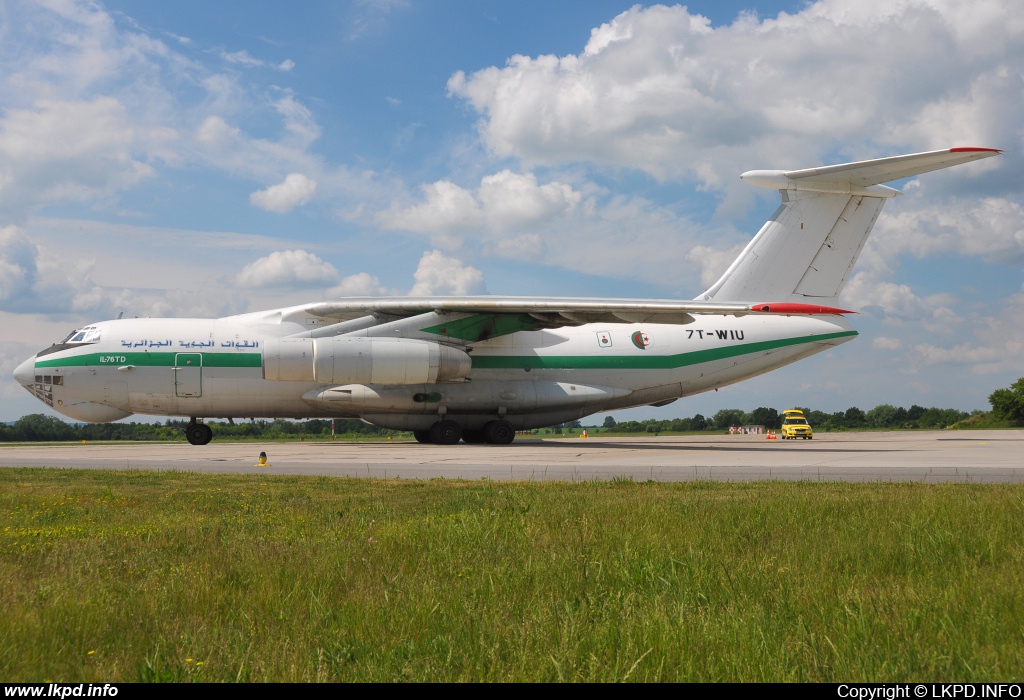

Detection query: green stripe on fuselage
xmin=469 ymin=330 xmax=858 ymax=370
xmin=32 ymin=331 xmax=857 ymax=372
xmin=34 ymin=352 xmax=262 ymax=369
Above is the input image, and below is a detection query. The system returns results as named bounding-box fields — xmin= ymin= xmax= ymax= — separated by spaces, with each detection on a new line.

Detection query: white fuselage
xmin=15 ymin=310 xmax=856 ymax=431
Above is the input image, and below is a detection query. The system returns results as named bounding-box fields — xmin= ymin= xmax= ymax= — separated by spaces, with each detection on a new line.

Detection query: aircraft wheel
xmin=429 ymin=420 xmax=462 ymax=445
xmin=484 ymin=420 xmax=515 ymax=445
xmin=462 ymin=429 xmax=487 ymax=444
xmin=186 ymin=422 xmax=213 ymax=446
xmin=413 ymin=430 xmax=432 ymax=444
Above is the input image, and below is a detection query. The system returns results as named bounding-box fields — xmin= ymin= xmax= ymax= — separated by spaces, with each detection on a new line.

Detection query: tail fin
xmin=699 ymin=147 xmax=1000 ymax=304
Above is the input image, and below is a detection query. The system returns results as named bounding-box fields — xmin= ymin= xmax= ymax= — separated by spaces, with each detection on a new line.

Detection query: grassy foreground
xmin=1 ymin=469 xmax=1023 ymax=682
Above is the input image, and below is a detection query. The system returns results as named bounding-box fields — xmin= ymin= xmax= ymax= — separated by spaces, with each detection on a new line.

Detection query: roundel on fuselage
xmin=631 ymin=331 xmax=652 ymax=349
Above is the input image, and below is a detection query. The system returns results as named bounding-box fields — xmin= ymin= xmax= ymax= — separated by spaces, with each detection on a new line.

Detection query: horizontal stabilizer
xmin=741 ymin=147 xmax=1000 ymax=195
xmin=781 ymin=147 xmax=1000 ymax=187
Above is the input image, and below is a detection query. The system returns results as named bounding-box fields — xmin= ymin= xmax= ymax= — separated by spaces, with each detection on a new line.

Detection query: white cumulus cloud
xmin=0 ymin=1 xmax=381 ymax=221
xmin=449 ymin=0 xmax=1023 ymax=191
xmin=408 ymin=250 xmax=485 ymax=296
xmin=0 ymin=97 xmax=176 ymax=214
xmin=382 ymin=179 xmax=483 ymax=234
xmin=236 ymin=249 xmax=338 ymax=287
xmin=249 ymin=173 xmax=318 ymax=213
xmin=870 ymin=190 xmax=1024 ymax=264
xmin=477 ymin=170 xmax=581 ymax=229
xmin=842 ymin=273 xmax=960 ymax=330
xmin=325 ymin=272 xmax=391 ymax=297
xmin=380 ymin=170 xmax=580 ymax=235
xmin=384 ymin=170 xmax=727 ymax=295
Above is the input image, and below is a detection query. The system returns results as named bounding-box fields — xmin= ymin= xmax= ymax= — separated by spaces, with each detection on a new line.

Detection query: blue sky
xmin=2 ymin=0 xmax=1022 ymax=422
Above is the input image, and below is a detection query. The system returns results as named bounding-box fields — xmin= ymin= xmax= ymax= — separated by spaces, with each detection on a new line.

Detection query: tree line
xmin=599 ymin=404 xmax=973 ymax=435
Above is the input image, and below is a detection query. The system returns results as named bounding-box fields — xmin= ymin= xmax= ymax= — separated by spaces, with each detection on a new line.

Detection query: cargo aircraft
xmin=14 ymin=147 xmax=999 ymax=445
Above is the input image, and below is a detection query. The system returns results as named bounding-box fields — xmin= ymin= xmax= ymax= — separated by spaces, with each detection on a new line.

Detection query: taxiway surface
xmin=1 ymin=430 xmax=1021 ymax=482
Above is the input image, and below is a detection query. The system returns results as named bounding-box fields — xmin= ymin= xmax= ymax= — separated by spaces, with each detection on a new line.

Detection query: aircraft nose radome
xmin=14 ymin=355 xmax=36 ymax=388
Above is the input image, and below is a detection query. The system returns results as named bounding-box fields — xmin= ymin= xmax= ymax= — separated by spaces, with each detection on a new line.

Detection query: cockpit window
xmin=57 ymin=326 xmax=101 ymax=345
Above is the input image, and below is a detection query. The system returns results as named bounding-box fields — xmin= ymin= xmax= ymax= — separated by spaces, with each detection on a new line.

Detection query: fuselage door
xmin=174 ymin=353 xmax=203 ymax=398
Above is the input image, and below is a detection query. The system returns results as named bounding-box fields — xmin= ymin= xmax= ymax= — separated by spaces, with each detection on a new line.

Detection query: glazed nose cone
xmin=14 ymin=355 xmax=36 ymax=389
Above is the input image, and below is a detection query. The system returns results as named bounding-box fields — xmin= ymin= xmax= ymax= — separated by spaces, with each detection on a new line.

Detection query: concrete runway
xmin=1 ymin=430 xmax=1021 ymax=482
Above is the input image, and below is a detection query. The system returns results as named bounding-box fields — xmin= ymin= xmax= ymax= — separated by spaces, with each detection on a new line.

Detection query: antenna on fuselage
xmin=116 ymin=311 xmax=125 ymax=320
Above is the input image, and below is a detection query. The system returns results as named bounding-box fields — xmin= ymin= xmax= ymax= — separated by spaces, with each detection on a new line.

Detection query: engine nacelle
xmin=263 ymin=336 xmax=471 ymax=384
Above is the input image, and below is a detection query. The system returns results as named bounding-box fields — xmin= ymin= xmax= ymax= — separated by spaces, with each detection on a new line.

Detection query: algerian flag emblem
xmin=631 ymin=331 xmax=652 ymax=349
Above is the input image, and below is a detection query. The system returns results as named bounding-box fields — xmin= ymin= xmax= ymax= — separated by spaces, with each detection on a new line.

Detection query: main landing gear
xmin=185 ymin=418 xmax=213 ymax=446
xmin=415 ymin=419 xmax=516 ymax=445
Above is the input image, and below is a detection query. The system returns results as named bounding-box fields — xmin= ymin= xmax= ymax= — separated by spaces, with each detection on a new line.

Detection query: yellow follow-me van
xmin=781 ymin=409 xmax=813 ymax=439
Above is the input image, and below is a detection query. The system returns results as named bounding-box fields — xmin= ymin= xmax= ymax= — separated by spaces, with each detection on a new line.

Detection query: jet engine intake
xmin=263 ymin=336 xmax=471 ymax=384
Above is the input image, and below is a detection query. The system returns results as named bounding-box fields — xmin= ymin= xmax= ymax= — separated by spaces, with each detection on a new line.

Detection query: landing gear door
xmin=174 ymin=353 xmax=203 ymax=398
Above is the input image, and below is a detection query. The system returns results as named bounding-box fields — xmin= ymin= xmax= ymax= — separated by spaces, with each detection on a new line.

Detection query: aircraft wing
xmin=302 ymin=297 xmax=850 ymax=328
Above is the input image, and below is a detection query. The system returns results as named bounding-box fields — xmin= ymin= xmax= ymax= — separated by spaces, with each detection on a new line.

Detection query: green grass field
xmin=2 ymin=468 xmax=1022 ymax=682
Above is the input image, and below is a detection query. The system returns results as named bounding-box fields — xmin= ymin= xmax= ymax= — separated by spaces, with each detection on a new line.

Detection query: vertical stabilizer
xmin=699 ymin=147 xmax=1000 ymax=304
xmin=701 ymin=191 xmax=886 ymax=304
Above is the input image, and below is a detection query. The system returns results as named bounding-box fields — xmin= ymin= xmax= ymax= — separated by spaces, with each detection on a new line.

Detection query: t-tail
xmin=699 ymin=147 xmax=1000 ymax=305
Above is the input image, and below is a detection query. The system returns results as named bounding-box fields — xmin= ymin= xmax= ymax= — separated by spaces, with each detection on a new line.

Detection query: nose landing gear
xmin=185 ymin=418 xmax=213 ymax=445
